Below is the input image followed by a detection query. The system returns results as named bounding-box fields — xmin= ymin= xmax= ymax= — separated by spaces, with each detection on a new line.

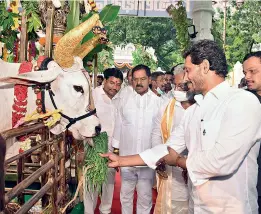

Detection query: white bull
xmin=0 ymin=13 xmax=103 ymax=157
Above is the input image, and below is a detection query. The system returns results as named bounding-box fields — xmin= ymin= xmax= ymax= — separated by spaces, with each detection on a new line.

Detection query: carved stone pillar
xmin=192 ymin=0 xmax=214 ymax=41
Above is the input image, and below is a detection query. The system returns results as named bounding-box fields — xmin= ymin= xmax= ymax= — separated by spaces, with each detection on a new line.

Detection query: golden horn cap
xmin=54 ymin=13 xmax=100 ymax=68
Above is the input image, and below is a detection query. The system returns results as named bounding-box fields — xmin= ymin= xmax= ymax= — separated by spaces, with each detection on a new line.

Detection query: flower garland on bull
xmin=0 ymin=12 xmax=112 ymax=214
xmin=1 ymin=2 xmax=120 ymax=212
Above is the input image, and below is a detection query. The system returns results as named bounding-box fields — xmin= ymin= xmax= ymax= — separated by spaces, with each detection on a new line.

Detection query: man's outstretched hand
xmin=100 ymin=152 xmax=120 ymax=168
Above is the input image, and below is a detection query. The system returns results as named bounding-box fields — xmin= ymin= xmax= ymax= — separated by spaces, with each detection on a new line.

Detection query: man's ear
xmin=103 ymin=79 xmax=107 ymax=85
xmin=202 ymin=59 xmax=210 ymax=74
xmin=148 ymin=77 xmax=152 ymax=84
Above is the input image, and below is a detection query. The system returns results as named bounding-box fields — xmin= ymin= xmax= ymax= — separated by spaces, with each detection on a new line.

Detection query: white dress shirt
xmin=152 ymin=100 xmax=188 ymax=201
xmin=166 ymin=90 xmax=174 ymax=99
xmin=140 ymin=81 xmax=261 ymax=213
xmin=92 ymin=86 xmax=119 ymax=151
xmin=118 ymin=85 xmax=134 ymax=99
xmin=113 ymin=89 xmax=162 ymax=179
xmin=112 ymin=89 xmax=162 ymax=154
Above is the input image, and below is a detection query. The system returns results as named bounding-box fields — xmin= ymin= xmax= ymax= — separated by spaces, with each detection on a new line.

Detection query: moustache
xmin=136 ymin=85 xmax=143 ymax=88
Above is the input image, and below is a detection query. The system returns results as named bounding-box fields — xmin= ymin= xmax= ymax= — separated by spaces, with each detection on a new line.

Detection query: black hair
xmin=243 ymin=51 xmax=261 ymax=62
xmin=165 ymin=71 xmax=173 ymax=76
xmin=132 ymin=64 xmax=151 ymax=77
xmin=183 ymin=40 xmax=228 ymax=78
xmin=170 ymin=63 xmax=184 ymax=74
xmin=97 ymin=75 xmax=104 ymax=80
xmin=39 ymin=57 xmax=53 ymax=70
xmin=151 ymin=71 xmax=165 ymax=81
xmin=103 ymin=68 xmax=123 ymax=81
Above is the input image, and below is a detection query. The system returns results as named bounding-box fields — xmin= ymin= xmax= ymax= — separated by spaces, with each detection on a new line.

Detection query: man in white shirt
xmin=151 ymin=71 xmax=166 ymax=97
xmin=166 ymin=64 xmax=184 ymax=99
xmin=242 ymin=51 xmax=261 ymax=213
xmin=164 ymin=71 xmax=174 ymax=95
xmin=84 ymin=68 xmax=123 ymax=214
xmin=112 ymin=64 xmax=161 ymax=214
xmin=102 ymin=40 xmax=261 ymax=214
xmin=152 ymin=64 xmax=195 ymax=214
xmin=118 ymin=69 xmax=134 ymax=99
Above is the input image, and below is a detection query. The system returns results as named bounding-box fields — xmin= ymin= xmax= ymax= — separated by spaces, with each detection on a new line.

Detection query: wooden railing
xmin=0 ymin=123 xmax=66 ymax=214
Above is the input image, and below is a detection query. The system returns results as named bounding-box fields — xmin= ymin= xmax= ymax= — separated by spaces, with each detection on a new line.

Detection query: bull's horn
xmin=54 ymin=13 xmax=100 ymax=68
xmin=73 ymin=35 xmax=102 ymax=59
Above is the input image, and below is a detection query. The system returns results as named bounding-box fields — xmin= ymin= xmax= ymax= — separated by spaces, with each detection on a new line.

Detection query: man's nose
xmin=244 ymin=73 xmax=251 ymax=80
xmin=137 ymin=78 xmax=144 ymax=84
xmin=183 ymin=72 xmax=189 ymax=82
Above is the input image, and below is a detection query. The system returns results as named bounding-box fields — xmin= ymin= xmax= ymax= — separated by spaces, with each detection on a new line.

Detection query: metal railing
xmin=0 ymin=123 xmax=66 ymax=214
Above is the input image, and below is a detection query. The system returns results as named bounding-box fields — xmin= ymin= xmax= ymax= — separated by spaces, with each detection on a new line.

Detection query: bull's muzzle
xmin=95 ymin=125 xmax=101 ymax=135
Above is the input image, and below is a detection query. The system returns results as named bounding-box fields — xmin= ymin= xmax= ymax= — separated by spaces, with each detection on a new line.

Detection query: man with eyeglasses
xmin=152 ymin=64 xmax=195 ymax=214
xmin=103 ymin=40 xmax=261 ymax=214
xmin=111 ymin=64 xmax=162 ymax=214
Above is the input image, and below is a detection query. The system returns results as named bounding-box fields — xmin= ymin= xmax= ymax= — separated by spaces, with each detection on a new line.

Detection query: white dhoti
xmin=120 ymin=167 xmax=154 ymax=214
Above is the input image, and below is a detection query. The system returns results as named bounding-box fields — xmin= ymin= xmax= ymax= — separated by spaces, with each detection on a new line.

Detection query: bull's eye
xmin=73 ymin=85 xmax=84 ymax=94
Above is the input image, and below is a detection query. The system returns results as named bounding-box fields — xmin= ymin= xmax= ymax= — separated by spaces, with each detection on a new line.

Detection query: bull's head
xmin=0 ymin=14 xmax=108 ymax=139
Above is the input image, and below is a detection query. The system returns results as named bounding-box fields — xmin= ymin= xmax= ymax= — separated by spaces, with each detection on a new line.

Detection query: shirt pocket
xmin=201 ymin=120 xmax=221 ymax=150
xmin=122 ymin=108 xmax=136 ymax=126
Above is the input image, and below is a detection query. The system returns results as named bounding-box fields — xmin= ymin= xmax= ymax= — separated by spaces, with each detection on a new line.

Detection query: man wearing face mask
xmin=151 ymin=71 xmax=168 ymax=101
xmin=152 ymin=64 xmax=195 ymax=214
xmin=102 ymin=40 xmax=261 ymax=214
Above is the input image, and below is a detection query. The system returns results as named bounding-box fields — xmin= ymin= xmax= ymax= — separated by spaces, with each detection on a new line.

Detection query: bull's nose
xmin=95 ymin=125 xmax=101 ymax=135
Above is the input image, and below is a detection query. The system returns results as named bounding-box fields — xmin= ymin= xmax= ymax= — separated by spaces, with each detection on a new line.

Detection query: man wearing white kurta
xmin=102 ymin=40 xmax=261 ymax=214
xmin=152 ymin=64 xmax=195 ymax=214
xmin=84 ymin=68 xmax=123 ymax=214
xmin=112 ymin=64 xmax=161 ymax=214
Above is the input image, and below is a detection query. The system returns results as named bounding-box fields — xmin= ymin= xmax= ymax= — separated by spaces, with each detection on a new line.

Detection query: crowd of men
xmin=85 ymin=40 xmax=261 ymax=214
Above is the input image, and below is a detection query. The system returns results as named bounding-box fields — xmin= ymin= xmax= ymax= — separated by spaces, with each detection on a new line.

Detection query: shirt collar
xmin=208 ymin=81 xmax=230 ymax=99
xmin=98 ymin=85 xmax=119 ymax=100
xmin=194 ymin=81 xmax=230 ymax=106
xmin=134 ymin=88 xmax=153 ymax=97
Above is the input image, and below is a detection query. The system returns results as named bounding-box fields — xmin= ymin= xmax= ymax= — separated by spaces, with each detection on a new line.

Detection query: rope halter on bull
xmin=36 ymin=13 xmax=108 ymax=129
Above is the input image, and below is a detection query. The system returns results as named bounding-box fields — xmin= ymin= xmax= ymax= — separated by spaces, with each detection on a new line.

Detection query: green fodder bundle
xmin=84 ymin=132 xmax=108 ymax=194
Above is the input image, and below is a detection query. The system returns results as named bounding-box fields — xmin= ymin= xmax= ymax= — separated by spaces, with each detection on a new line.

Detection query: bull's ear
xmin=0 ymin=69 xmax=61 ymax=86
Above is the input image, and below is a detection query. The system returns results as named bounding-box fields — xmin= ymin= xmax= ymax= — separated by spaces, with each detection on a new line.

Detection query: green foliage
xmin=132 ymin=44 xmax=158 ymax=71
xmin=108 ymin=16 xmax=181 ymax=71
xmin=213 ymin=0 xmax=261 ymax=68
xmin=167 ymin=1 xmax=190 ymax=52
xmin=211 ymin=19 xmax=223 ymax=49
xmin=97 ymin=46 xmax=115 ymax=73
xmin=81 ymin=5 xmax=120 ymax=67
xmin=21 ymin=1 xmax=42 ymax=33
xmin=99 ymin=4 xmax=120 ymax=25
xmin=66 ymin=0 xmax=80 ymax=32
xmin=0 ymin=1 xmax=19 ymax=51
xmin=84 ymin=132 xmax=108 ymax=194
